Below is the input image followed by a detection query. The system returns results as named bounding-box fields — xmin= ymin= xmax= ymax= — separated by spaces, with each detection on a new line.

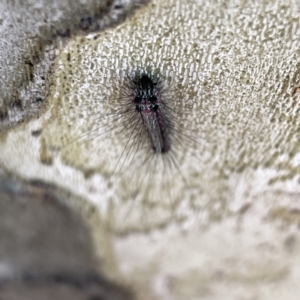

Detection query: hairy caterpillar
xmin=60 ymin=69 xmax=201 ymax=217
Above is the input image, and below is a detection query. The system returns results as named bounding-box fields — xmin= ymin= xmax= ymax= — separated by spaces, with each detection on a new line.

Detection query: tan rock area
xmin=1 ymin=0 xmax=300 ymax=299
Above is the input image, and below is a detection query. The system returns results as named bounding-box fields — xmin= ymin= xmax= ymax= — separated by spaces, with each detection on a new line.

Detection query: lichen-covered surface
xmin=1 ymin=0 xmax=300 ymax=299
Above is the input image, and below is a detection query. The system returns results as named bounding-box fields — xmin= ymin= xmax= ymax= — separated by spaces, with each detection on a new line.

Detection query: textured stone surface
xmin=0 ymin=0 xmax=147 ymax=129
xmin=1 ymin=0 xmax=300 ymax=299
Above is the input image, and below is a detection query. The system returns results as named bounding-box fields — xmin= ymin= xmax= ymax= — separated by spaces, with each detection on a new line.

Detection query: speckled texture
xmin=2 ymin=0 xmax=300 ymax=299
xmin=0 ymin=0 xmax=148 ymax=129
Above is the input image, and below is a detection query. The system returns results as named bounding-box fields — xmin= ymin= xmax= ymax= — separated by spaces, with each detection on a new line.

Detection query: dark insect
xmin=132 ymin=74 xmax=171 ymax=154
xmin=61 ymin=71 xmax=195 ymax=182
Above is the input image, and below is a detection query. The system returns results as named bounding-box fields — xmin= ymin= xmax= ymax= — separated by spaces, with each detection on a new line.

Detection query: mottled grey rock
xmin=2 ymin=0 xmax=300 ymax=299
xmin=0 ymin=172 xmax=133 ymax=300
